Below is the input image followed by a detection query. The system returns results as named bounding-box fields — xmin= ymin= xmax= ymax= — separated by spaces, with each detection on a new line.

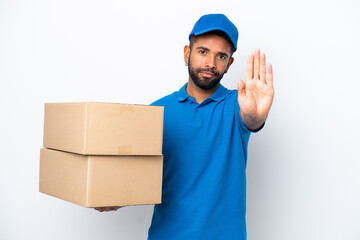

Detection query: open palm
xmin=237 ymin=49 xmax=274 ymax=129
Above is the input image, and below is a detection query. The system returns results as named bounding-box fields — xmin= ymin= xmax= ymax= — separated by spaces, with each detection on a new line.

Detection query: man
xmin=96 ymin=13 xmax=274 ymax=240
xmin=147 ymin=14 xmax=274 ymax=239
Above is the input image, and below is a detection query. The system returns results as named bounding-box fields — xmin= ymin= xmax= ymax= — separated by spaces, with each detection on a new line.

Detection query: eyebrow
xmin=195 ymin=46 xmax=229 ymax=58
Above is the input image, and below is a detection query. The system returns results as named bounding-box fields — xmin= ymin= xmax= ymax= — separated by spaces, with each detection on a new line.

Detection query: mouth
xmin=199 ymin=71 xmax=215 ymax=78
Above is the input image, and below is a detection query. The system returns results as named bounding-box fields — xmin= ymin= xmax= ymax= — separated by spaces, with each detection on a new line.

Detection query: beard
xmin=188 ymin=59 xmax=226 ymax=91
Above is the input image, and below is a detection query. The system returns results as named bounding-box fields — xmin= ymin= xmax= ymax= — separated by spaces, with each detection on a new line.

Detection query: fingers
xmin=94 ymin=207 xmax=105 ymax=212
xmin=254 ymin=49 xmax=260 ymax=80
xmin=247 ymin=49 xmax=271 ymax=85
xmin=267 ymin=63 xmax=273 ymax=87
xmin=94 ymin=206 xmax=122 ymax=212
xmin=260 ymin=52 xmax=266 ymax=82
xmin=245 ymin=53 xmax=254 ymax=81
xmin=107 ymin=206 xmax=121 ymax=211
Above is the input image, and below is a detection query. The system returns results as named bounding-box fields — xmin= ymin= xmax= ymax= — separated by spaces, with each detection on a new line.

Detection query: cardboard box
xmin=43 ymin=102 xmax=164 ymax=155
xmin=39 ymin=148 xmax=163 ymax=207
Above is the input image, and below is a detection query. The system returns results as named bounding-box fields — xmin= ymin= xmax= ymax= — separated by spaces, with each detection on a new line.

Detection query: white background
xmin=1 ymin=0 xmax=360 ymax=239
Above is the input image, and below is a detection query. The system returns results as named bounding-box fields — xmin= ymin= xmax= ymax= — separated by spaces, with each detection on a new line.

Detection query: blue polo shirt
xmin=148 ymin=83 xmax=257 ymax=240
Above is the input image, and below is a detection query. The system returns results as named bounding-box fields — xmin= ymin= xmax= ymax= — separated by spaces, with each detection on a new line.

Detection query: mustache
xmin=195 ymin=68 xmax=220 ymax=77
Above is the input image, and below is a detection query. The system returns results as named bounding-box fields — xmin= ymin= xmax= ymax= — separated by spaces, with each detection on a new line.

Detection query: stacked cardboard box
xmin=39 ymin=102 xmax=164 ymax=208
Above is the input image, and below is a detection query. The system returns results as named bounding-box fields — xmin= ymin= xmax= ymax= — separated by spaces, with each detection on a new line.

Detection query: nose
xmin=205 ymin=55 xmax=216 ymax=69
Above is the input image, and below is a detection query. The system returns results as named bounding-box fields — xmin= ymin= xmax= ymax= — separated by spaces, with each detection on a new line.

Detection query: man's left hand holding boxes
xmin=39 ymin=102 xmax=164 ymax=209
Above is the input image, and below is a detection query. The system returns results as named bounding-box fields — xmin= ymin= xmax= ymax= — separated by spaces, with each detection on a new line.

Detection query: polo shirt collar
xmin=176 ymin=83 xmax=228 ymax=102
xmin=176 ymin=83 xmax=190 ymax=102
xmin=208 ymin=84 xmax=228 ymax=102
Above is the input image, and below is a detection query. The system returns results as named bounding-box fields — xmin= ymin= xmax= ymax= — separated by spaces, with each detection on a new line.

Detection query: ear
xmin=184 ymin=45 xmax=190 ymax=65
xmin=224 ymin=57 xmax=234 ymax=73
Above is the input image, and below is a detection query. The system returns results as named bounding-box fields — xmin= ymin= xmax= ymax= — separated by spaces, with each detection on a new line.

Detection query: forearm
xmin=239 ymin=110 xmax=266 ymax=131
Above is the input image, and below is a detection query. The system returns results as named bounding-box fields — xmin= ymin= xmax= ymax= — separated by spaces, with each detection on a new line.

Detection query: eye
xmin=219 ymin=54 xmax=227 ymax=60
xmin=199 ymin=50 xmax=206 ymax=54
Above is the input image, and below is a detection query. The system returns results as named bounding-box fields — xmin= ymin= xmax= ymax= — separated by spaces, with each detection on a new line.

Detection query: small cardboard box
xmin=43 ymin=102 xmax=164 ymax=155
xmin=39 ymin=148 xmax=163 ymax=207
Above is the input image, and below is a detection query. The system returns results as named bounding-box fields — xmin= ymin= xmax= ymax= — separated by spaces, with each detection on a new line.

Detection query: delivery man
xmin=96 ymin=13 xmax=274 ymax=240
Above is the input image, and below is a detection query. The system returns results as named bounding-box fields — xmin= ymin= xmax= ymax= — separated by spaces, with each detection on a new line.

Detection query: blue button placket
xmin=190 ymin=98 xmax=213 ymax=128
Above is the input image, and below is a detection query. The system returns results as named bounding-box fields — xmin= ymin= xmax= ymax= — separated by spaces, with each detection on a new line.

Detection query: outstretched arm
xmin=237 ymin=49 xmax=274 ymax=131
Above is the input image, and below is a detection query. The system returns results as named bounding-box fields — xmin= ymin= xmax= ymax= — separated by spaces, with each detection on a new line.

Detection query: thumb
xmin=237 ymin=78 xmax=246 ymax=96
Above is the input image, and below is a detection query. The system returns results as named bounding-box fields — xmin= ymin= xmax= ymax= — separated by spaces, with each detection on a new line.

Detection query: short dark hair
xmin=189 ymin=30 xmax=236 ymax=55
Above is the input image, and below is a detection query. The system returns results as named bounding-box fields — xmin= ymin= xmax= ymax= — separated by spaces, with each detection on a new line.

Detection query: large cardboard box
xmin=39 ymin=148 xmax=163 ymax=207
xmin=43 ymin=102 xmax=164 ymax=155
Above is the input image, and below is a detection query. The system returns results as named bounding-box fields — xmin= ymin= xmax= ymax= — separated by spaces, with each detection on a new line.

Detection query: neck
xmin=186 ymin=78 xmax=219 ymax=104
